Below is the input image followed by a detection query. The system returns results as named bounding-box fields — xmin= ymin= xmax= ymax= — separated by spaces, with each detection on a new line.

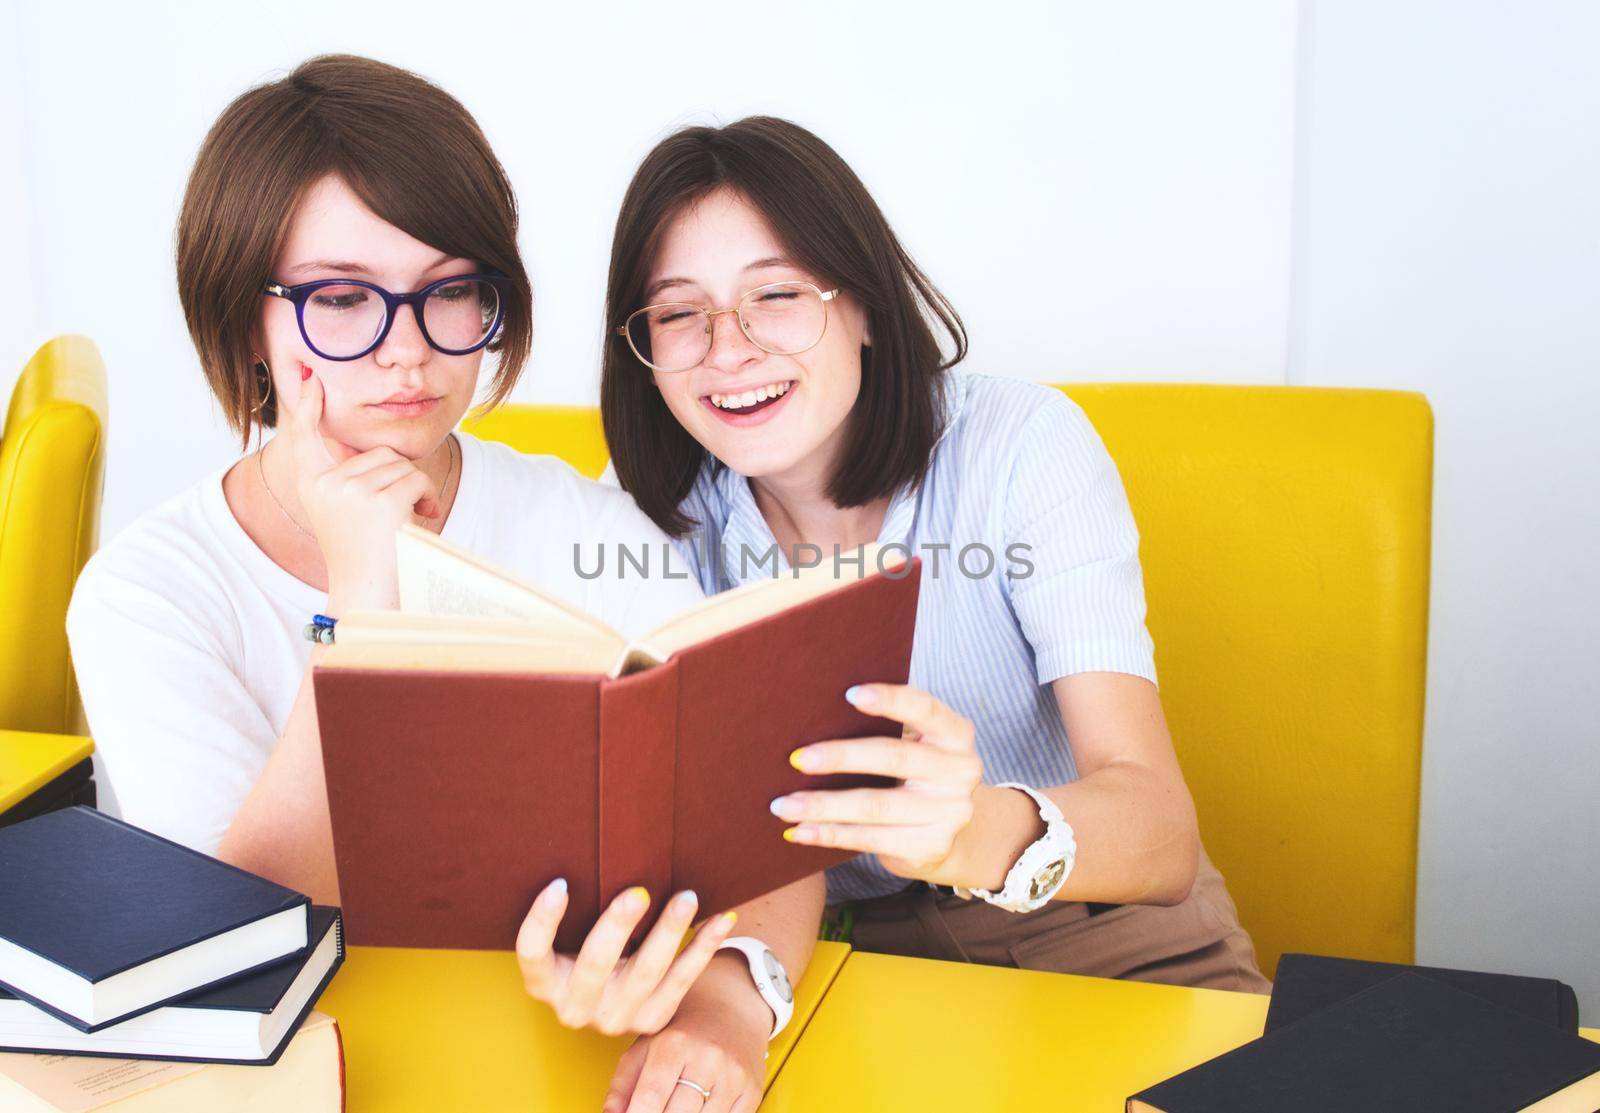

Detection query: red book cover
xmin=312 ymin=561 xmax=920 ymax=953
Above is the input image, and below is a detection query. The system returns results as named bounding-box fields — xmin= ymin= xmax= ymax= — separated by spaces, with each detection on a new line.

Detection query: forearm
xmin=950 ymin=762 xmax=1199 ymax=906
xmin=217 ymin=580 xmax=393 ymax=899
xmin=677 ymin=872 xmax=825 ymax=1029
xmin=216 ymin=651 xmax=339 ymax=903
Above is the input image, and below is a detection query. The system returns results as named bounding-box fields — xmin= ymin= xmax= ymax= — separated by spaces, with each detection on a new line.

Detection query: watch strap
xmin=716 ymin=935 xmax=794 ymax=1040
xmin=955 ymin=782 xmax=1076 ymax=912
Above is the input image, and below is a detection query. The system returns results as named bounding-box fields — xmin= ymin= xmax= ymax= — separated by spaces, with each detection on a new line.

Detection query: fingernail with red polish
xmin=300 ymin=364 xmax=313 ymax=381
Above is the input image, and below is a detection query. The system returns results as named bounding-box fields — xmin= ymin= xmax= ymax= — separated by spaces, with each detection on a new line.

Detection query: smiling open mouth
xmin=705 ymin=381 xmax=794 ymax=415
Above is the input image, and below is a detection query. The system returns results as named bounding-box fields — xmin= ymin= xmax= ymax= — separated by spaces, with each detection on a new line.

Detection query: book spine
xmin=597 ymin=664 xmax=679 ymax=952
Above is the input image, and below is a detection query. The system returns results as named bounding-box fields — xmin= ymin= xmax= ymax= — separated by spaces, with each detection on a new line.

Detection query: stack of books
xmin=0 ymin=807 xmax=345 ymax=1111
xmin=1128 ymin=953 xmax=1600 ymax=1111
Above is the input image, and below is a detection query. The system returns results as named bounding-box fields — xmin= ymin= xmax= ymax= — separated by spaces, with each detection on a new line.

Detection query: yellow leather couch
xmin=466 ymin=383 xmax=1432 ymax=979
xmin=0 ymin=336 xmax=107 ymax=824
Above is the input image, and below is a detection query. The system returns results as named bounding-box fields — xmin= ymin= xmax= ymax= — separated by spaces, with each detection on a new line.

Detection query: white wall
xmin=0 ymin=3 xmax=36 ymax=384
xmin=4 ymin=0 xmax=1597 ymax=1011
xmin=2 ymin=0 xmax=1297 ymax=539
xmin=1290 ymin=0 xmax=1600 ymax=1013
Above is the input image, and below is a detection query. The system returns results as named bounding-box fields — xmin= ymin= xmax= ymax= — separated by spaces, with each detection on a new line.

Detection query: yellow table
xmin=323 ymin=942 xmax=1600 ymax=1111
xmin=0 ymin=730 xmax=92 ymax=817
xmin=320 ymin=940 xmax=850 ymax=1111
xmin=759 ymin=952 xmax=1600 ymax=1112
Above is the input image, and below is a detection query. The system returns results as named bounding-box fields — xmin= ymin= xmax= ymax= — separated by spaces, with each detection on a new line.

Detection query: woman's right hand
xmin=516 ymin=880 xmax=740 ymax=1037
xmin=286 ymin=368 xmax=441 ymax=609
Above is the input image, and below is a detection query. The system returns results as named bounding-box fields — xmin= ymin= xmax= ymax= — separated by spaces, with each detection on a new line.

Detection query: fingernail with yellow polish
xmin=789 ymin=748 xmax=811 ymax=772
xmin=624 ymin=886 xmax=649 ymax=910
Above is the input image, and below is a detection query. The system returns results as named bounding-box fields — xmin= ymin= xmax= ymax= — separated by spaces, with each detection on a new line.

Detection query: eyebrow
xmin=643 ymin=256 xmax=796 ymax=300
xmin=284 ymin=252 xmax=459 ymax=279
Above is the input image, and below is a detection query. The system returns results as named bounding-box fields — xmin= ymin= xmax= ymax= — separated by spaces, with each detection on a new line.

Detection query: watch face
xmin=1028 ymin=858 xmax=1068 ymax=902
xmin=762 ymin=949 xmax=794 ymax=1003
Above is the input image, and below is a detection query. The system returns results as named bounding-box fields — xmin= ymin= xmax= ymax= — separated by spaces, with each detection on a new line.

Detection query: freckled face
xmin=641 ymin=188 xmax=870 ymax=483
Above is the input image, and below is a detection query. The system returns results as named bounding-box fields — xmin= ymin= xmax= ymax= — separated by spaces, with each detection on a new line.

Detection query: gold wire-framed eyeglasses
xmin=617 ymin=281 xmax=840 ymax=373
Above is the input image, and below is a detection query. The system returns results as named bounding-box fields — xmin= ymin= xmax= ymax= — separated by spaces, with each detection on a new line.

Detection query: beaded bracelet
xmin=303 ymin=614 xmax=337 ymax=645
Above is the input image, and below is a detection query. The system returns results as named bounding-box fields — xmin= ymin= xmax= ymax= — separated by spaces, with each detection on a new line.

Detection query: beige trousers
xmin=822 ymin=846 xmax=1272 ymax=995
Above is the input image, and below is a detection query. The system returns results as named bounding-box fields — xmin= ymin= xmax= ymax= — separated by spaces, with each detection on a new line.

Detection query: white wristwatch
xmin=717 ymin=936 xmax=794 ymax=1040
xmin=953 ymin=782 xmax=1077 ymax=913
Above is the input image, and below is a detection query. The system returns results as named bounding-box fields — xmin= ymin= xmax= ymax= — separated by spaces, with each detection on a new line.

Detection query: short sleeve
xmin=66 ymin=562 xmax=277 ymax=855
xmin=1002 ymin=394 xmax=1158 ymax=687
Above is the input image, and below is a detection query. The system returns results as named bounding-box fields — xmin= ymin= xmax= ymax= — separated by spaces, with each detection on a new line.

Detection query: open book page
xmin=322 ymin=611 xmax=622 ymax=675
xmin=327 ymin=528 xmax=902 ymax=676
xmin=628 ymin=543 xmax=905 ymax=664
xmin=395 ymin=524 xmax=623 ymax=646
xmin=319 ymin=525 xmax=626 ymax=673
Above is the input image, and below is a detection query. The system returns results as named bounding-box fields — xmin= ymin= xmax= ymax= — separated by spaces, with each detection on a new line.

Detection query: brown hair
xmin=176 ymin=53 xmax=532 ymax=447
xmin=600 ymin=117 xmax=967 ymax=536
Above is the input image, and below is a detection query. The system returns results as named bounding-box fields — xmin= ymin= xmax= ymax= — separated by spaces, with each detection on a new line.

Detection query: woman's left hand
xmin=772 ymin=683 xmax=984 ymax=886
xmin=601 ymin=959 xmax=770 ymax=1113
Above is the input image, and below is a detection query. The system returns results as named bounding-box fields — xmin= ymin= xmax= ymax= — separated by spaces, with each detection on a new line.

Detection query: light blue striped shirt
xmin=674 ymin=372 xmax=1158 ymax=902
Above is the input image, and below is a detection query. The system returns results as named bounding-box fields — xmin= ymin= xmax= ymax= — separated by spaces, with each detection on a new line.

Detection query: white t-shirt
xmin=65 ymin=432 xmax=702 ymax=856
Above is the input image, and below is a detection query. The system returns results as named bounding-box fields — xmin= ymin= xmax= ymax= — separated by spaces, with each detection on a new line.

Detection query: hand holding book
xmin=514 ymin=881 xmax=737 ymax=1036
xmin=772 ymin=681 xmax=986 ymax=885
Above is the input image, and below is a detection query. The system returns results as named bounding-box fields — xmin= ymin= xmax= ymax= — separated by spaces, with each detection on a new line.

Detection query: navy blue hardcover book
xmin=0 ymin=907 xmax=342 ymax=1065
xmin=0 ymin=807 xmax=311 ymax=1032
xmin=1266 ymin=952 xmax=1580 ymax=1034
xmin=1127 ymin=973 xmax=1600 ymax=1112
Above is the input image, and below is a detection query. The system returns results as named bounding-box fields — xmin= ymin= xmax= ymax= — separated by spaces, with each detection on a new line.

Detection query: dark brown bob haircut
xmin=601 ymin=116 xmax=967 ymax=537
xmin=177 ymin=53 xmax=532 ymax=447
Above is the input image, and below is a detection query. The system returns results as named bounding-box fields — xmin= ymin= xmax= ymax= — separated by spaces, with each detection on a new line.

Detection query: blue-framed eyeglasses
xmin=262 ymin=273 xmax=509 ymax=362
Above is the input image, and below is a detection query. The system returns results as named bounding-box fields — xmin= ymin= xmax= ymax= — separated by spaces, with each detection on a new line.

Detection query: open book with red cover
xmin=312 ymin=525 xmax=921 ymax=953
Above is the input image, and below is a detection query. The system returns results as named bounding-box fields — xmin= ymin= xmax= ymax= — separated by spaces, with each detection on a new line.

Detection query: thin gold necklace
xmin=257 ymin=434 xmax=458 ymax=539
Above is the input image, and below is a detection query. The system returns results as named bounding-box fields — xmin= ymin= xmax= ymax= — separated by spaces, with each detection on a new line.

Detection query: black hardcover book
xmin=1127 ymin=973 xmax=1600 ymax=1112
xmin=0 ymin=807 xmax=310 ymax=1032
xmin=0 ymin=907 xmax=343 ymax=1065
xmin=1267 ymin=952 xmax=1580 ymax=1034
xmin=0 ymin=757 xmax=95 ymax=830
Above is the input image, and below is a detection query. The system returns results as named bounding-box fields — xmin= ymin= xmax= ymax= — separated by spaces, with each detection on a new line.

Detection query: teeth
xmin=709 ymin=382 xmax=793 ymax=410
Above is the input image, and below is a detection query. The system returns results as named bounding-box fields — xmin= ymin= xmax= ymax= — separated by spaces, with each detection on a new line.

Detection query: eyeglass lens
xmin=626 ymin=282 xmax=826 ymax=373
xmin=302 ymin=279 xmax=501 ymax=358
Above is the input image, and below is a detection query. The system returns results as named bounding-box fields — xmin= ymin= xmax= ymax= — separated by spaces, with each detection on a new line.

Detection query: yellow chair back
xmin=0 ymin=336 xmax=109 ymax=735
xmin=465 ymin=382 xmax=1433 ymax=976
xmin=1060 ymin=384 xmax=1431 ymax=977
xmin=466 ymin=404 xmax=608 ymax=479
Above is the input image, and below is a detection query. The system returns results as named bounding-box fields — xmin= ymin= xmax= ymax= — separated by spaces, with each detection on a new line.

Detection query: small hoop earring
xmin=249 ymin=358 xmax=274 ymax=418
